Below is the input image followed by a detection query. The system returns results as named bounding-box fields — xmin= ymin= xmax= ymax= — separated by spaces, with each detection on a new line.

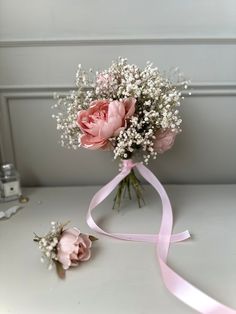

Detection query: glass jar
xmin=0 ymin=163 xmax=21 ymax=202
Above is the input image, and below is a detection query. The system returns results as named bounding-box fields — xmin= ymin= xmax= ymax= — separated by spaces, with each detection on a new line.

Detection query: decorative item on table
xmin=53 ymin=57 xmax=189 ymax=208
xmin=52 ymin=59 xmax=236 ymax=313
xmin=33 ymin=221 xmax=98 ymax=279
xmin=0 ymin=163 xmax=21 ymax=202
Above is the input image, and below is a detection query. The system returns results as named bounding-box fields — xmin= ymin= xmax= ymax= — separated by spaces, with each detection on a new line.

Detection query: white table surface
xmin=0 ymin=185 xmax=235 ymax=314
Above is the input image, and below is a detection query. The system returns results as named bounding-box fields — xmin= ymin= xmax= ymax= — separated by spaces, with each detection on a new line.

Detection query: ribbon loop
xmin=86 ymin=160 xmax=236 ymax=314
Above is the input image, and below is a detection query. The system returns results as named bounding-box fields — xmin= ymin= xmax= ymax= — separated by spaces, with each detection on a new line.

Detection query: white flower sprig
xmin=33 ymin=221 xmax=68 ymax=272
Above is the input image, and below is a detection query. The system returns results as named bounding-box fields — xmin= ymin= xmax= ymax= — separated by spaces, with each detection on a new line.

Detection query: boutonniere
xmin=34 ymin=221 xmax=97 ymax=279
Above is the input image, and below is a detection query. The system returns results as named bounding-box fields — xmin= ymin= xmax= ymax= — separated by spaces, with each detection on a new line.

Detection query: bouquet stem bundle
xmin=113 ymin=169 xmax=144 ymax=209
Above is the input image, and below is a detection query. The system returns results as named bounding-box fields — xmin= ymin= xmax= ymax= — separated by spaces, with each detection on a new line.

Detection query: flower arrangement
xmin=34 ymin=222 xmax=97 ymax=278
xmin=50 ymin=59 xmax=236 ymax=313
xmin=53 ymin=58 xmax=188 ymax=207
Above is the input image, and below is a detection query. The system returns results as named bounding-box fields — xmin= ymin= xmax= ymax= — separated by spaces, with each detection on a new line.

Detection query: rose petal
xmin=154 ymin=129 xmax=177 ymax=153
xmin=123 ymin=97 xmax=136 ymax=118
xmin=79 ymin=248 xmax=91 ymax=262
xmin=80 ymin=134 xmax=108 ymax=150
xmin=108 ymin=100 xmax=125 ymax=119
xmin=57 ymin=252 xmax=71 ymax=270
xmin=80 ymin=234 xmax=92 ymax=249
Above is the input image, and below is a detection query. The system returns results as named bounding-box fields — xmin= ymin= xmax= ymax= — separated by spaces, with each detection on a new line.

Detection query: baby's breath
xmin=34 ymin=221 xmax=69 ymax=269
xmin=53 ymin=57 xmax=188 ymax=163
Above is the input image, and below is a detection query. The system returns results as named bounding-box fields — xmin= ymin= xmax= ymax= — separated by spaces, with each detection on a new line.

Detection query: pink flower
xmin=96 ymin=73 xmax=113 ymax=88
xmin=57 ymin=228 xmax=92 ymax=270
xmin=153 ymin=129 xmax=177 ymax=153
xmin=77 ymin=98 xmax=136 ymax=149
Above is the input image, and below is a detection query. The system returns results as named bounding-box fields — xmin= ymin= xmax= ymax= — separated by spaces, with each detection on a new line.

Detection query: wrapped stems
xmin=113 ymin=168 xmax=144 ymax=209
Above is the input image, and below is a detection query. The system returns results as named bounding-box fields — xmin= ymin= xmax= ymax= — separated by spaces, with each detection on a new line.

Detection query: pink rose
xmin=77 ymin=98 xmax=136 ymax=149
xmin=57 ymin=228 xmax=92 ymax=270
xmin=153 ymin=129 xmax=177 ymax=153
xmin=96 ymin=73 xmax=113 ymax=88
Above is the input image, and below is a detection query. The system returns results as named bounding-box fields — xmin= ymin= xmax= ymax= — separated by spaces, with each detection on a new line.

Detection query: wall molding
xmin=1 ymin=83 xmax=236 ymax=97
xmin=1 ymin=82 xmax=236 ymax=164
xmin=0 ymin=37 xmax=236 ymax=47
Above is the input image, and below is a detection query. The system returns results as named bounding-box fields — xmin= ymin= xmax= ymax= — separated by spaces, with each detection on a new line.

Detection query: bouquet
xmin=53 ymin=57 xmax=188 ymax=208
xmin=50 ymin=59 xmax=236 ymax=313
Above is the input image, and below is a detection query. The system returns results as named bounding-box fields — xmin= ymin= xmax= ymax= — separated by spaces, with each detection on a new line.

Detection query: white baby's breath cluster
xmin=34 ymin=221 xmax=65 ymax=270
xmin=53 ymin=57 xmax=188 ymax=163
xmin=52 ymin=65 xmax=95 ymax=150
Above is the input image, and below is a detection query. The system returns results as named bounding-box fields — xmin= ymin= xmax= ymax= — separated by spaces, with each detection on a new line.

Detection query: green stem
xmin=113 ymin=169 xmax=144 ymax=209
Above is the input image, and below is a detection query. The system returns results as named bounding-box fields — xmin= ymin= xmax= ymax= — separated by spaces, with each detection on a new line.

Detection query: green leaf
xmin=33 ymin=233 xmax=40 ymax=242
xmin=55 ymin=261 xmax=66 ymax=279
xmin=89 ymin=235 xmax=98 ymax=242
xmin=61 ymin=220 xmax=71 ymax=232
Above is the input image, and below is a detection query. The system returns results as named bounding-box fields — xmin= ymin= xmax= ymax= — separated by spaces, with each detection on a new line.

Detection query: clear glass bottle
xmin=0 ymin=163 xmax=21 ymax=202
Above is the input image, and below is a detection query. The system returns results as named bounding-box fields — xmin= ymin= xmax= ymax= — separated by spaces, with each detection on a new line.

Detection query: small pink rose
xmin=153 ymin=129 xmax=177 ymax=153
xmin=96 ymin=73 xmax=113 ymax=88
xmin=77 ymin=98 xmax=136 ymax=150
xmin=57 ymin=228 xmax=92 ymax=270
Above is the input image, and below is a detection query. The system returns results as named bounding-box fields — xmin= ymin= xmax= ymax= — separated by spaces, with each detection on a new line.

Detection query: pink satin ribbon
xmin=86 ymin=160 xmax=236 ymax=313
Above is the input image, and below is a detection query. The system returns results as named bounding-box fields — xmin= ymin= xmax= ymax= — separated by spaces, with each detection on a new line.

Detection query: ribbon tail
xmin=160 ymin=259 xmax=236 ymax=314
xmin=87 ymin=168 xmax=131 ymax=236
xmin=136 ymin=163 xmax=236 ymax=314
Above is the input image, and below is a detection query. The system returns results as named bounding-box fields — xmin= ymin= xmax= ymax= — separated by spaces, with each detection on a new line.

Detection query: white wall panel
xmin=0 ymin=0 xmax=235 ymax=185
xmin=0 ymin=45 xmax=236 ymax=85
xmin=0 ymin=0 xmax=236 ymax=40
xmin=4 ymin=96 xmax=236 ymax=186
